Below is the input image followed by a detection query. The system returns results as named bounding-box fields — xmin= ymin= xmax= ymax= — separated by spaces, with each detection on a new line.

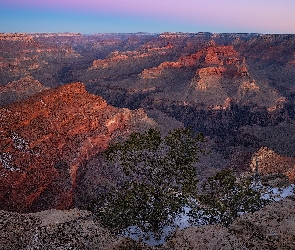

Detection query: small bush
xmin=189 ymin=169 xmax=270 ymax=227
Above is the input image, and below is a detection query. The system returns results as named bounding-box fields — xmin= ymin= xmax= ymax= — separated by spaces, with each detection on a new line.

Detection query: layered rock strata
xmin=0 ymin=82 xmax=155 ymax=212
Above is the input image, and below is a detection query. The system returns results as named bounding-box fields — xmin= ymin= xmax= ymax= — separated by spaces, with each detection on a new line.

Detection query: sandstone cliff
xmin=0 ymin=82 xmax=156 ymax=212
xmin=250 ymin=147 xmax=295 ymax=182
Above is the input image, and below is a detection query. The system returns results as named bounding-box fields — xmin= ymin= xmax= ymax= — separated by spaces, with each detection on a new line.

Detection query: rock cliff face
xmin=250 ymin=147 xmax=295 ymax=182
xmin=0 ymin=75 xmax=49 ymax=106
xmin=90 ymin=43 xmax=174 ymax=70
xmin=0 ymin=82 xmax=156 ymax=212
xmin=135 ymin=44 xmax=282 ymax=108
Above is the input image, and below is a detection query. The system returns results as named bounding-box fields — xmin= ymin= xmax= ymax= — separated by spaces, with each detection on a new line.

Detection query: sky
xmin=0 ymin=0 xmax=295 ymax=34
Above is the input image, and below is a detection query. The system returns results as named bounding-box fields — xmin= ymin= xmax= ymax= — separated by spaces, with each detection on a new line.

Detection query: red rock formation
xmin=90 ymin=44 xmax=174 ymax=70
xmin=0 ymin=76 xmax=49 ymax=106
xmin=0 ymin=82 xmax=155 ymax=212
xmin=191 ymin=46 xmax=249 ymax=80
xmin=140 ymin=45 xmax=248 ymax=81
xmin=250 ymin=147 xmax=295 ymax=182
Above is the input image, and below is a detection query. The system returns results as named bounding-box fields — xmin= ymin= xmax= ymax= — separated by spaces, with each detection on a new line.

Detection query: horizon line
xmin=4 ymin=31 xmax=294 ymax=35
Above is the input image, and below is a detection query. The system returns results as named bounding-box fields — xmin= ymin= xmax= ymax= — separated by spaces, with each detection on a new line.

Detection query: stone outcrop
xmin=188 ymin=46 xmax=260 ymax=106
xmin=90 ymin=44 xmax=174 ymax=70
xmin=2 ymin=198 xmax=295 ymax=249
xmin=0 ymin=82 xmax=156 ymax=212
xmin=0 ymin=207 xmax=155 ymax=249
xmin=0 ymin=75 xmax=49 ymax=106
xmin=137 ymin=44 xmax=279 ymax=109
xmin=162 ymin=198 xmax=295 ymax=249
xmin=0 ymin=208 xmax=119 ymax=250
xmin=250 ymin=147 xmax=295 ymax=182
xmin=140 ymin=45 xmax=248 ymax=78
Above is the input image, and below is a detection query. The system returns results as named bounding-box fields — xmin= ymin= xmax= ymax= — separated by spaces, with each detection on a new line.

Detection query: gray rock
xmin=0 ymin=209 xmax=118 ymax=250
xmin=162 ymin=198 xmax=295 ymax=249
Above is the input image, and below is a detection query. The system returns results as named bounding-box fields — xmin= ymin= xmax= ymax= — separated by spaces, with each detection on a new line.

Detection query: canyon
xmin=0 ymin=32 xmax=295 ymax=248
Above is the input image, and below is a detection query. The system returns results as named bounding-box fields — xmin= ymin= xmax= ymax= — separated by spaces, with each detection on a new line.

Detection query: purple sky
xmin=1 ymin=0 xmax=295 ymax=33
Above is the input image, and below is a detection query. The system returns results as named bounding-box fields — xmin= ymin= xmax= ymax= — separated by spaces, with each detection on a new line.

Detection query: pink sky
xmin=1 ymin=0 xmax=295 ymax=33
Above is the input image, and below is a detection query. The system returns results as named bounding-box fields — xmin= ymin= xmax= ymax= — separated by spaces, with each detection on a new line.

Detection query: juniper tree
xmin=93 ymin=127 xmax=204 ymax=239
xmin=188 ymin=169 xmax=270 ymax=227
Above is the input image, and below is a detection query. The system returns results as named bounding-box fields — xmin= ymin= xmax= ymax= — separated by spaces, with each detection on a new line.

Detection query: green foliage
xmin=189 ymin=170 xmax=270 ymax=227
xmin=94 ymin=127 xmax=204 ymax=239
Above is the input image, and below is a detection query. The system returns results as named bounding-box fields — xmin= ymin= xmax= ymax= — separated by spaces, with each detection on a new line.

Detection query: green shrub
xmin=92 ymin=127 xmax=204 ymax=240
xmin=189 ymin=170 xmax=270 ymax=227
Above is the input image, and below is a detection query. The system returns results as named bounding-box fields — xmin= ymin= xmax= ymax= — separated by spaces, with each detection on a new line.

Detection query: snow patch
xmin=122 ymin=205 xmax=195 ymax=246
xmin=253 ymin=181 xmax=295 ymax=201
xmin=11 ymin=131 xmax=29 ymax=151
xmin=122 ymin=180 xmax=294 ymax=246
xmin=0 ymin=152 xmax=19 ymax=172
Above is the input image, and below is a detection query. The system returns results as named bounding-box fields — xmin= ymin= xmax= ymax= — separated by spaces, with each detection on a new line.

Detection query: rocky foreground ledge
xmin=162 ymin=197 xmax=295 ymax=249
xmin=0 ymin=208 xmax=122 ymax=249
xmin=1 ymin=197 xmax=295 ymax=249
